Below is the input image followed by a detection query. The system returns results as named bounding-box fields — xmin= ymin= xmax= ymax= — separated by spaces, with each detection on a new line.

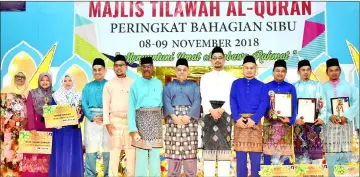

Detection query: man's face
xmin=14 ymin=73 xmax=26 ymax=86
xmin=243 ymin=62 xmax=257 ymax=78
xmin=298 ymin=66 xmax=311 ymax=81
xmin=141 ymin=64 xmax=154 ymax=78
xmin=175 ymin=65 xmax=189 ymax=81
xmin=211 ymin=53 xmax=225 ymax=69
xmin=113 ymin=60 xmax=127 ymax=77
xmin=92 ymin=65 xmax=106 ymax=80
xmin=273 ymin=67 xmax=287 ymax=81
xmin=40 ymin=76 xmax=51 ymax=89
xmin=326 ymin=66 xmax=341 ymax=81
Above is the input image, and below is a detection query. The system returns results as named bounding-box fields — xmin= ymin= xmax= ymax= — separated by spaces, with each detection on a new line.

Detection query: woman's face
xmin=63 ymin=76 xmax=73 ymax=90
xmin=39 ymin=76 xmax=51 ymax=89
xmin=14 ymin=73 xmax=26 ymax=86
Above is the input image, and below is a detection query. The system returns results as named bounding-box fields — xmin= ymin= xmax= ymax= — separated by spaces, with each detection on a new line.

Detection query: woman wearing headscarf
xmin=1 ymin=72 xmax=29 ymax=176
xmin=21 ymin=72 xmax=53 ymax=177
xmin=1 ymin=71 xmax=29 ymax=97
xmin=48 ymin=74 xmax=84 ymax=177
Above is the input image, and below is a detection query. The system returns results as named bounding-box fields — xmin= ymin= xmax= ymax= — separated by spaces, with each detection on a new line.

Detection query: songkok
xmin=243 ymin=55 xmax=256 ymax=65
xmin=140 ymin=57 xmax=153 ymax=65
xmin=298 ymin=59 xmax=311 ymax=70
xmin=273 ymin=60 xmax=287 ymax=70
xmin=93 ymin=58 xmax=105 ymax=67
xmin=326 ymin=58 xmax=340 ymax=68
xmin=114 ymin=54 xmax=126 ymax=63
xmin=176 ymin=58 xmax=188 ymax=67
xmin=211 ymin=47 xmax=224 ymax=56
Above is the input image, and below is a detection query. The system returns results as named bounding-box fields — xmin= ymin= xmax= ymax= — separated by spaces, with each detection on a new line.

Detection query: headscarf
xmin=1 ymin=71 xmax=29 ymax=97
xmin=29 ymin=72 xmax=54 ymax=115
xmin=52 ymin=74 xmax=81 ymax=107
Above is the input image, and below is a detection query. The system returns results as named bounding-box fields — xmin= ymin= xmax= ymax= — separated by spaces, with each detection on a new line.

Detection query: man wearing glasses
xmin=200 ymin=47 xmax=236 ymax=176
xmin=103 ymin=55 xmax=135 ymax=177
xmin=128 ymin=57 xmax=163 ymax=177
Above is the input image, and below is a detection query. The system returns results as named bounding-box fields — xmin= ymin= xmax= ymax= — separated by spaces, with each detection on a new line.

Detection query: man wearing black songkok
xmin=263 ymin=59 xmax=298 ymax=165
xmin=82 ymin=58 xmax=110 ymax=177
xmin=163 ymin=58 xmax=201 ymax=176
xmin=128 ymin=56 xmax=164 ymax=176
xmin=200 ymin=47 xmax=236 ymax=176
xmin=322 ymin=58 xmax=359 ymax=177
xmin=230 ymin=55 xmax=268 ymax=177
xmin=103 ymin=54 xmax=136 ymax=177
xmin=293 ymin=59 xmax=326 ymax=164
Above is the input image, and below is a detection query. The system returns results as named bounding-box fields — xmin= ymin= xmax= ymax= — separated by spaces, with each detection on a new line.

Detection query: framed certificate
xmin=274 ymin=93 xmax=292 ymax=117
xmin=18 ymin=131 xmax=53 ymax=154
xmin=297 ymin=98 xmax=316 ymax=123
xmin=330 ymin=97 xmax=350 ymax=117
xmin=43 ymin=104 xmax=79 ymax=128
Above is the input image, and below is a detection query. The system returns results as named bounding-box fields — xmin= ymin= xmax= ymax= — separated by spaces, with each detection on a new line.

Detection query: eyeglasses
xmin=15 ymin=75 xmax=26 ymax=79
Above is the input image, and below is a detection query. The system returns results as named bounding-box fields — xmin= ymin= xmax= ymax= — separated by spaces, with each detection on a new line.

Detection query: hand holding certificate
xmin=43 ymin=104 xmax=79 ymax=128
xmin=297 ymin=98 xmax=316 ymax=123
xmin=274 ymin=93 xmax=292 ymax=118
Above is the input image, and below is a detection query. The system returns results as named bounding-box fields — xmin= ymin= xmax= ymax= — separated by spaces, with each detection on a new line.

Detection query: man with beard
xmin=322 ymin=58 xmax=359 ymax=177
xmin=293 ymin=59 xmax=326 ymax=164
xmin=200 ymin=47 xmax=236 ymax=177
xmin=82 ymin=58 xmax=110 ymax=177
xmin=163 ymin=58 xmax=201 ymax=177
xmin=103 ymin=55 xmax=135 ymax=177
xmin=128 ymin=57 xmax=163 ymax=177
xmin=263 ymin=60 xmax=297 ymax=165
xmin=230 ymin=55 xmax=268 ymax=177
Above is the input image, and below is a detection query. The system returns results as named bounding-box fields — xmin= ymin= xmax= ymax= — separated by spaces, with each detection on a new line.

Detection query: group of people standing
xmin=1 ymin=46 xmax=359 ymax=177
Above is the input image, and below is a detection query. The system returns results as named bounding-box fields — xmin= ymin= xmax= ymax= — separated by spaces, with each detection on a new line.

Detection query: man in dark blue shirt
xmin=230 ymin=55 xmax=268 ymax=177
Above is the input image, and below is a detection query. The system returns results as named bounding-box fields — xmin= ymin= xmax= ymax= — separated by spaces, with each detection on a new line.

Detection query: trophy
xmin=77 ymin=101 xmax=83 ymax=115
xmin=44 ymin=97 xmax=50 ymax=106
xmin=268 ymin=90 xmax=278 ymax=119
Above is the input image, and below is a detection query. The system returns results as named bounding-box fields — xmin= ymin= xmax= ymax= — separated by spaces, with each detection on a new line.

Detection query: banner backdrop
xmin=1 ymin=1 xmax=359 ymax=177
xmin=76 ymin=1 xmax=325 ymax=67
